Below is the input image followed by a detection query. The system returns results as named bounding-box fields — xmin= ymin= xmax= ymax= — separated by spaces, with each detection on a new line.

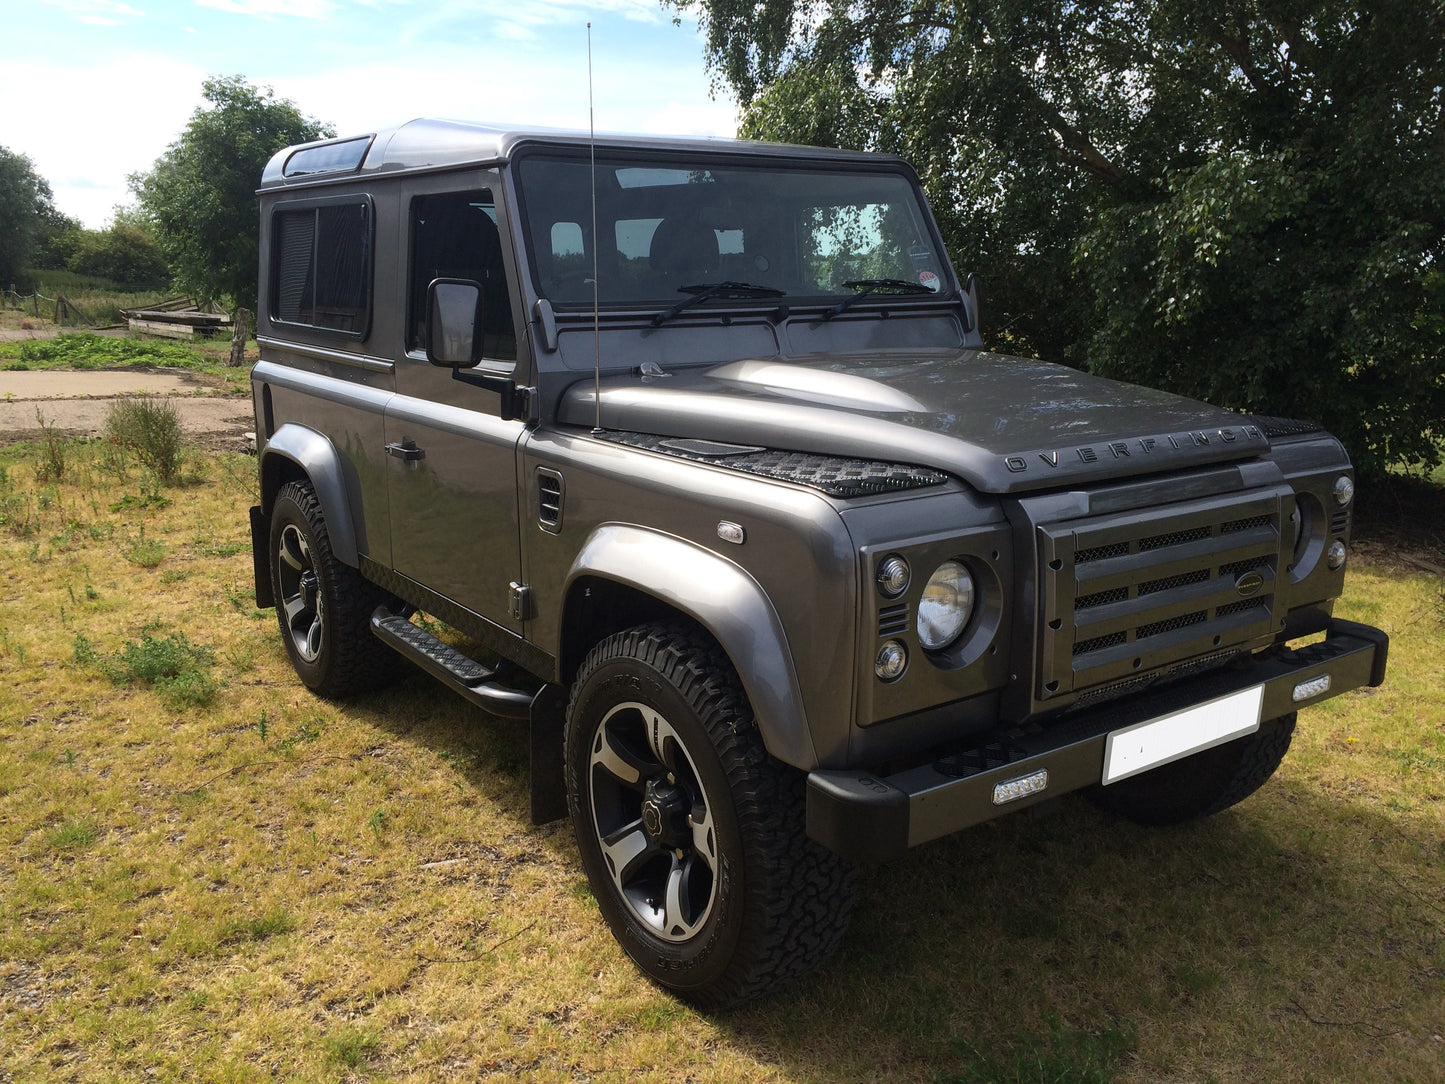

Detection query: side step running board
xmin=370 ymin=609 xmax=535 ymax=719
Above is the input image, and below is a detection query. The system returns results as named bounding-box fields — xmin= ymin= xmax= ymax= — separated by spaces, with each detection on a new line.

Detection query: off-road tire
xmin=269 ymin=479 xmax=399 ymax=698
xmin=1089 ymin=712 xmax=1297 ymax=826
xmin=565 ymin=622 xmax=857 ymax=1010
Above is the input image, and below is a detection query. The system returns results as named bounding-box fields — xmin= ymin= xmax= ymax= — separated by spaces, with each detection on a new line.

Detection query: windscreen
xmin=515 ymin=152 xmax=950 ymax=308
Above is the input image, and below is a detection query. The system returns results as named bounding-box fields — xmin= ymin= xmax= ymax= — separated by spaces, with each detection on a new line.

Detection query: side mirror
xmin=425 ymin=278 xmax=484 ymax=367
xmin=964 ymin=272 xmax=981 ymax=335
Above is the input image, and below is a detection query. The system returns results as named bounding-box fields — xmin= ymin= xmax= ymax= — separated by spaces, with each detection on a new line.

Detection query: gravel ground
xmin=0 ymin=368 xmax=254 ymax=451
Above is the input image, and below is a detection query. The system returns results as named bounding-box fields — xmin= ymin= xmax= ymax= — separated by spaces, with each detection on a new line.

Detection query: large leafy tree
xmin=131 ymin=75 xmax=332 ymax=311
xmin=0 ymin=146 xmax=61 ymax=288
xmin=677 ymin=1 xmax=1445 ymax=475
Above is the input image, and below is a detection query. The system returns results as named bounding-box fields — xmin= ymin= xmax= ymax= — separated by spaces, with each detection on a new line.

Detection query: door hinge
xmin=508 ymin=581 xmax=533 ymax=622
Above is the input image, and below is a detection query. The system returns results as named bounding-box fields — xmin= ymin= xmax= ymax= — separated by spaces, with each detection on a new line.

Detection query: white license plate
xmin=1101 ymin=685 xmax=1264 ymax=785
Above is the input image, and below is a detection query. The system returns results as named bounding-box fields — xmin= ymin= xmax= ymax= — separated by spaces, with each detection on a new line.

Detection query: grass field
xmin=1 ymin=437 xmax=1442 ymax=1082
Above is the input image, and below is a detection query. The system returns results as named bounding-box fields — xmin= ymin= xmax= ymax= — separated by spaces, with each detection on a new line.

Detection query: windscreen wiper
xmin=822 ymin=278 xmax=935 ymax=320
xmin=652 ymin=281 xmax=786 ymax=327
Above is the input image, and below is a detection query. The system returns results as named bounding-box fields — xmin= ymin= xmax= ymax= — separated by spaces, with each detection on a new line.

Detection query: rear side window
xmin=271 ymin=198 xmax=372 ymax=336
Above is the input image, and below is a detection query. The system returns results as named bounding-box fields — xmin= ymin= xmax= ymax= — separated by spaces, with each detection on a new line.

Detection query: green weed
xmin=276 ymin=717 xmax=321 ymax=752
xmin=124 ymin=527 xmax=168 ymax=568
xmin=198 ymin=539 xmax=247 ymax=558
xmin=33 ymin=407 xmax=67 ymax=483
xmin=45 ymin=818 xmax=100 ymax=853
xmin=323 ymin=1025 xmax=379 ymax=1069
xmin=111 ymin=491 xmax=172 ymax=511
xmin=92 ymin=630 xmax=219 ymax=711
xmin=72 ymin=631 xmax=98 ymax=665
xmin=218 ymin=909 xmax=297 ymax=945
xmin=105 ymin=398 xmax=184 ymax=484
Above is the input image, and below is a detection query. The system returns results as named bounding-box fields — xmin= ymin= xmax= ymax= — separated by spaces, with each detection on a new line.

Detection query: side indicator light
xmin=1292 ymin=674 xmax=1331 ymax=702
xmin=992 ymin=769 xmax=1049 ymax=806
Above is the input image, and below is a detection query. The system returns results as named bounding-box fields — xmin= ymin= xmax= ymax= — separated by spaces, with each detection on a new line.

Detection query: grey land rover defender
xmin=248 ymin=119 xmax=1389 ymax=1008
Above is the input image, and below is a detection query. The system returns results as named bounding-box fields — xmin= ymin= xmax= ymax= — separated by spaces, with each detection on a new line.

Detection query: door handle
xmin=385 ymin=439 xmax=425 ymax=462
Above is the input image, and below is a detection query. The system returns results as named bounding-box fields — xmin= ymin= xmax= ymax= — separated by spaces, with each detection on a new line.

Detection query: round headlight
xmin=1333 ymin=475 xmax=1354 ymax=507
xmin=875 ymin=640 xmax=908 ymax=682
xmin=917 ymin=561 xmax=975 ymax=650
xmin=877 ymin=554 xmax=911 ymax=599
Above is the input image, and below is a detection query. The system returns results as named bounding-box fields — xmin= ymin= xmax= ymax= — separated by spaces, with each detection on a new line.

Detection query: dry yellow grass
xmin=1 ymin=439 xmax=1441 ymax=1082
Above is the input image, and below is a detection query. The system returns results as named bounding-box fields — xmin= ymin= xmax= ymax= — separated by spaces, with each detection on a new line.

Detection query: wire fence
xmin=3 ymin=288 xmax=98 ymax=326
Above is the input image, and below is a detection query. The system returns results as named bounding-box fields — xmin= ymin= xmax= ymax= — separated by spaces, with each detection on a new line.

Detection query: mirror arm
xmin=451 ymin=367 xmax=535 ymax=424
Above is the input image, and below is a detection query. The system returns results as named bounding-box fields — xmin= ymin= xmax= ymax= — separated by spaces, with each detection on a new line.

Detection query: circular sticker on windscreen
xmin=918 ymin=270 xmax=940 ymax=292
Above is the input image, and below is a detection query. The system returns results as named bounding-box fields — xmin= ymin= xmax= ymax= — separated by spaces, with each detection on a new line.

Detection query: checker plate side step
xmin=371 ymin=608 xmax=535 ymax=719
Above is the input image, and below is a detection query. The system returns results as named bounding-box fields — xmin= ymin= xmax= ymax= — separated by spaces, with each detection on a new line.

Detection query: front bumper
xmin=807 ymin=618 xmax=1388 ymax=862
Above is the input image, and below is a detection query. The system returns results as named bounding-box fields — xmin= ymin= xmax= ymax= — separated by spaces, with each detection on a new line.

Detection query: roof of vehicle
xmin=258 ymin=117 xmax=907 ymax=190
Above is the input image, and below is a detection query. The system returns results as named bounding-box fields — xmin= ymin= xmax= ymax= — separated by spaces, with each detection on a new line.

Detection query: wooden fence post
xmin=229 ymin=308 xmax=252 ymax=367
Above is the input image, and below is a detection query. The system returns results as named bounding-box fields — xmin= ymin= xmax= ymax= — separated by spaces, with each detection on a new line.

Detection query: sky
xmin=0 ymin=0 xmax=739 ymax=229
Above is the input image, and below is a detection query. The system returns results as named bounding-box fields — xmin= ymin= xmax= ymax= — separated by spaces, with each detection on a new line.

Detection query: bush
xmin=105 ymin=398 xmax=184 ymax=483
xmin=66 ymin=223 xmax=169 ymax=290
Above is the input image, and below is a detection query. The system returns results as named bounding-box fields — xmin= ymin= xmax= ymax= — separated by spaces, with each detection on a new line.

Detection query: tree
xmin=676 ymin=1 xmax=1445 ymax=475
xmin=0 ymin=146 xmax=58 ymax=288
xmin=131 ymin=75 xmax=333 ymax=311
xmin=66 ymin=222 xmax=170 ymax=290
xmin=30 ymin=204 xmax=84 ymax=272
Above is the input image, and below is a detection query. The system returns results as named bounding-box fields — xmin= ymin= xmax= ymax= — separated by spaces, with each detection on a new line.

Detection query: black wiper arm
xmin=652 ymin=281 xmax=786 ymax=327
xmin=823 ymin=278 xmax=935 ymax=320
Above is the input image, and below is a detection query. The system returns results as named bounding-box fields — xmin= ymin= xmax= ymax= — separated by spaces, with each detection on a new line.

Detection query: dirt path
xmin=0 ymin=368 xmax=254 ymax=450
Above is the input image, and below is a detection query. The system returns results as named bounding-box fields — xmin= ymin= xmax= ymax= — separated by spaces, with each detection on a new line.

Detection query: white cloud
xmin=0 ymin=55 xmax=205 ymax=228
xmin=194 ymin=0 xmax=335 ymax=16
xmin=388 ymin=0 xmax=663 ymax=46
xmin=267 ymin=44 xmax=734 ymax=146
xmin=641 ymin=100 xmax=739 ymax=139
xmin=43 ymin=0 xmax=144 ymax=21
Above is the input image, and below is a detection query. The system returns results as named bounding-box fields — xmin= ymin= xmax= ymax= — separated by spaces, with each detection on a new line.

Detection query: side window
xmin=271 ymin=200 xmax=371 ymax=334
xmin=408 ymin=190 xmax=516 ymax=363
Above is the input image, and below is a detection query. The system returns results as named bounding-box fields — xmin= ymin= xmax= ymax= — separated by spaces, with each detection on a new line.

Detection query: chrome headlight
xmin=917 ymin=560 xmax=975 ymax=650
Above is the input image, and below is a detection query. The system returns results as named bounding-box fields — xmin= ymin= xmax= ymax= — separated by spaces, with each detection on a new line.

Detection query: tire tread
xmin=567 ymin=621 xmax=856 ymax=1009
xmin=272 ymin=480 xmax=400 ymax=698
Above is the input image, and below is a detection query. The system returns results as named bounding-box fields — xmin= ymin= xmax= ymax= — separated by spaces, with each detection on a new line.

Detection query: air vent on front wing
xmin=537 ymin=468 xmax=564 ymax=533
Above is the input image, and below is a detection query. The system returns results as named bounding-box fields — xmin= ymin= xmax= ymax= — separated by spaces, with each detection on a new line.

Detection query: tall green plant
xmin=105 ymin=399 xmax=184 ymax=484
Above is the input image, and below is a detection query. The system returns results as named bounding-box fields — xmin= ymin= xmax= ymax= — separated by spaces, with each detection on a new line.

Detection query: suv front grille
xmin=1036 ymin=487 xmax=1288 ymax=700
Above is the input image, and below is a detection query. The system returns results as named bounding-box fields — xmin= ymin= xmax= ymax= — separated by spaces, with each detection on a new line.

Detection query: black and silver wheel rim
xmin=276 ymin=523 xmax=324 ymax=664
xmin=587 ymin=701 xmax=719 ymax=943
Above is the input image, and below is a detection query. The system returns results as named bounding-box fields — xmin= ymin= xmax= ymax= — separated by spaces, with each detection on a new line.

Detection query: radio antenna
xmin=588 ymin=21 xmax=602 ymax=434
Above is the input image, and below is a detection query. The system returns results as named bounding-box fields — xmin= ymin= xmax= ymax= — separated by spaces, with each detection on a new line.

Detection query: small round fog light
xmin=877 ymin=555 xmax=911 ymax=599
xmin=1332 ymin=475 xmax=1354 ymax=507
xmin=1326 ymin=540 xmax=1347 ymax=570
xmin=875 ymin=640 xmax=908 ymax=682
